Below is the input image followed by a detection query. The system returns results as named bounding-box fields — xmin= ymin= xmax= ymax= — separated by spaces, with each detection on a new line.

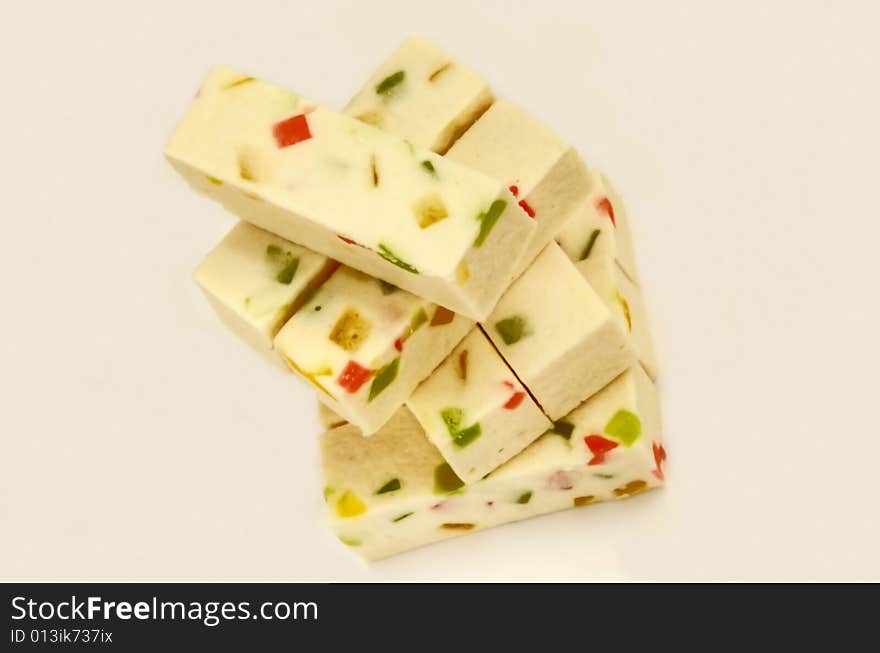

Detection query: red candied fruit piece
xmin=508 ymin=184 xmax=519 ymax=197
xmin=273 ymin=114 xmax=312 ymax=148
xmin=518 ymin=198 xmax=536 ymax=218
xmin=503 ymin=391 xmax=526 ymax=410
xmin=336 ymin=360 xmax=372 ymax=393
xmin=585 ymin=434 xmax=619 ymax=466
xmin=394 ymin=337 xmax=404 ymax=352
xmin=596 ymin=196 xmax=616 ymax=227
xmin=653 ymin=442 xmax=667 ymax=480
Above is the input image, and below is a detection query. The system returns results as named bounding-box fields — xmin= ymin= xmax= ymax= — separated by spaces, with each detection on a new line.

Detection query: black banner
xmin=2 ymin=583 xmax=877 ymax=649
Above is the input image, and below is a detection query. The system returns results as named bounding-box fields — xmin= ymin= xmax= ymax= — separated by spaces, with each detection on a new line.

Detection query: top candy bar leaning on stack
xmin=165 ymin=63 xmax=535 ymax=321
xmin=165 ymin=37 xmax=664 ymax=561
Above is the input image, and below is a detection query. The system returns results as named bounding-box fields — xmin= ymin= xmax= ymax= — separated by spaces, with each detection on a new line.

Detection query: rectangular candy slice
xmin=194 ymin=222 xmax=338 ymax=371
xmin=344 ymin=37 xmax=493 ymax=154
xmin=483 ymin=243 xmax=635 ymax=420
xmin=322 ymin=365 xmax=664 ymax=560
xmin=274 ymin=266 xmax=472 ymax=435
xmin=165 ymin=66 xmax=534 ymax=321
xmin=406 ymin=328 xmax=551 ymax=484
xmin=556 ymin=169 xmax=640 ymax=283
xmin=576 ymin=252 xmax=658 ymax=380
xmin=445 ymin=99 xmax=592 ymax=276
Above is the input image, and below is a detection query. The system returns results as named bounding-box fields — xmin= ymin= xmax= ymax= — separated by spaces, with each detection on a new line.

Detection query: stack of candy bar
xmin=165 ymin=38 xmax=665 ymax=561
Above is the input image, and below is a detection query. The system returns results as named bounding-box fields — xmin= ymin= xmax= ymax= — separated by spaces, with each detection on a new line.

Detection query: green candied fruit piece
xmin=392 ymin=512 xmax=414 ymax=523
xmin=338 ymin=535 xmax=362 ymax=547
xmin=376 ymin=70 xmax=405 ymax=96
xmin=421 ymin=160 xmax=436 ymax=175
xmin=579 ymin=229 xmax=601 ymax=261
xmin=378 ymin=244 xmax=419 ymax=274
xmin=368 ymin=357 xmax=399 ymax=402
xmin=604 ymin=409 xmax=642 ymax=446
xmin=376 ymin=478 xmax=401 ymax=494
xmin=266 ymin=244 xmax=285 ymax=261
xmin=516 ymin=491 xmax=533 ymax=505
xmin=328 ymin=308 xmax=372 ymax=353
xmin=410 ymin=307 xmax=429 ymax=331
xmin=433 ymin=463 xmax=464 ymax=494
xmin=551 ymin=420 xmax=575 ymax=439
xmin=323 ymin=486 xmax=336 ymax=502
xmin=378 ymin=279 xmax=398 ymax=295
xmin=452 ymin=422 xmax=481 ymax=448
xmin=494 ymin=315 xmax=531 ymax=345
xmin=276 ymin=257 xmax=300 ymax=284
xmin=440 ymin=407 xmax=463 ymax=435
xmin=473 ymin=199 xmax=508 ymax=248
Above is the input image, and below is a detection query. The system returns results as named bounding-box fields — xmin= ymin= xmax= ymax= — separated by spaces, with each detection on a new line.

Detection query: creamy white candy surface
xmin=446 ymin=99 xmax=591 ymax=275
xmin=483 ymin=243 xmax=635 ymax=420
xmin=166 ymin=66 xmax=534 ymax=320
xmin=323 ymin=365 xmax=664 ymax=560
xmin=274 ymin=266 xmax=472 ymax=435
xmin=407 ymin=328 xmax=551 ymax=484
xmin=556 ymin=170 xmax=640 ymax=283
xmin=344 ymin=37 xmax=493 ymax=154
xmin=194 ymin=222 xmax=337 ymax=370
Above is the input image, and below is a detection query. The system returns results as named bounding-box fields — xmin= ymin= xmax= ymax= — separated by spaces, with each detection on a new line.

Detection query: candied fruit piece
xmin=503 ymin=391 xmax=526 ymax=410
xmin=495 ymin=315 xmax=531 ymax=345
xmin=336 ymin=360 xmax=372 ymax=394
xmin=328 ymin=308 xmax=372 ymax=353
xmin=273 ymin=114 xmax=311 ymax=148
xmin=596 ymin=196 xmax=616 ymax=227
xmin=551 ymin=420 xmax=575 ymax=439
xmin=376 ymin=70 xmax=405 ymax=96
xmin=613 ymin=480 xmax=648 ymax=498
xmin=573 ymin=496 xmax=595 ymax=507
xmin=430 ymin=306 xmax=455 ymax=326
xmin=516 ymin=491 xmax=533 ymax=505
xmin=440 ymin=522 xmax=475 ymax=531
xmin=433 ymin=463 xmax=464 ymax=494
xmin=335 ymin=491 xmax=366 ymax=518
xmin=378 ymin=244 xmax=419 ymax=274
xmin=368 ymin=357 xmax=399 ymax=402
xmin=580 ymin=229 xmax=600 ymax=261
xmin=585 ymin=434 xmax=619 ymax=466
xmin=605 ymin=409 xmax=641 ymax=446
xmin=474 ymin=199 xmax=508 ymax=247
xmin=376 ymin=478 xmax=401 ymax=494
xmin=452 ymin=422 xmax=481 ymax=448
xmin=414 ymin=193 xmax=448 ymax=228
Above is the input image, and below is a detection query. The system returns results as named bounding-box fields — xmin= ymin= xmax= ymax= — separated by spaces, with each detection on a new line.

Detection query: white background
xmin=1 ymin=0 xmax=878 ymax=581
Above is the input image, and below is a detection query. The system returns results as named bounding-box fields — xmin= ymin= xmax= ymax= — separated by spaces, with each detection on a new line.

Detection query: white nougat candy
xmin=576 ymin=254 xmax=658 ymax=380
xmin=406 ymin=328 xmax=551 ymax=484
xmin=344 ymin=37 xmax=493 ymax=154
xmin=556 ymin=170 xmax=640 ymax=283
xmin=323 ymin=365 xmax=665 ymax=561
xmin=274 ymin=267 xmax=472 ymax=435
xmin=194 ymin=222 xmax=338 ymax=371
xmin=166 ymin=66 xmax=534 ymax=321
xmin=446 ymin=99 xmax=592 ymax=275
xmin=483 ymin=243 xmax=634 ymax=420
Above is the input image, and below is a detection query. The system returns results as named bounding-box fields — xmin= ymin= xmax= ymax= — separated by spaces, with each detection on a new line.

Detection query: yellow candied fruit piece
xmin=356 ymin=111 xmax=383 ymax=127
xmin=335 ymin=491 xmax=366 ymax=518
xmin=328 ymin=308 xmax=372 ymax=353
xmin=205 ymin=175 xmax=223 ymax=186
xmin=440 ymin=522 xmax=475 ymax=531
xmin=613 ymin=480 xmax=648 ymax=498
xmin=456 ymin=261 xmax=470 ymax=286
xmin=414 ymin=193 xmax=449 ymax=229
xmin=573 ymin=495 xmax=596 ymax=507
xmin=284 ymin=356 xmax=335 ymax=400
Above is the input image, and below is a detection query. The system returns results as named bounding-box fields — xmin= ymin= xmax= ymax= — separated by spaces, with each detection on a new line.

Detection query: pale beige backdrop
xmin=1 ymin=0 xmax=879 ymax=581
